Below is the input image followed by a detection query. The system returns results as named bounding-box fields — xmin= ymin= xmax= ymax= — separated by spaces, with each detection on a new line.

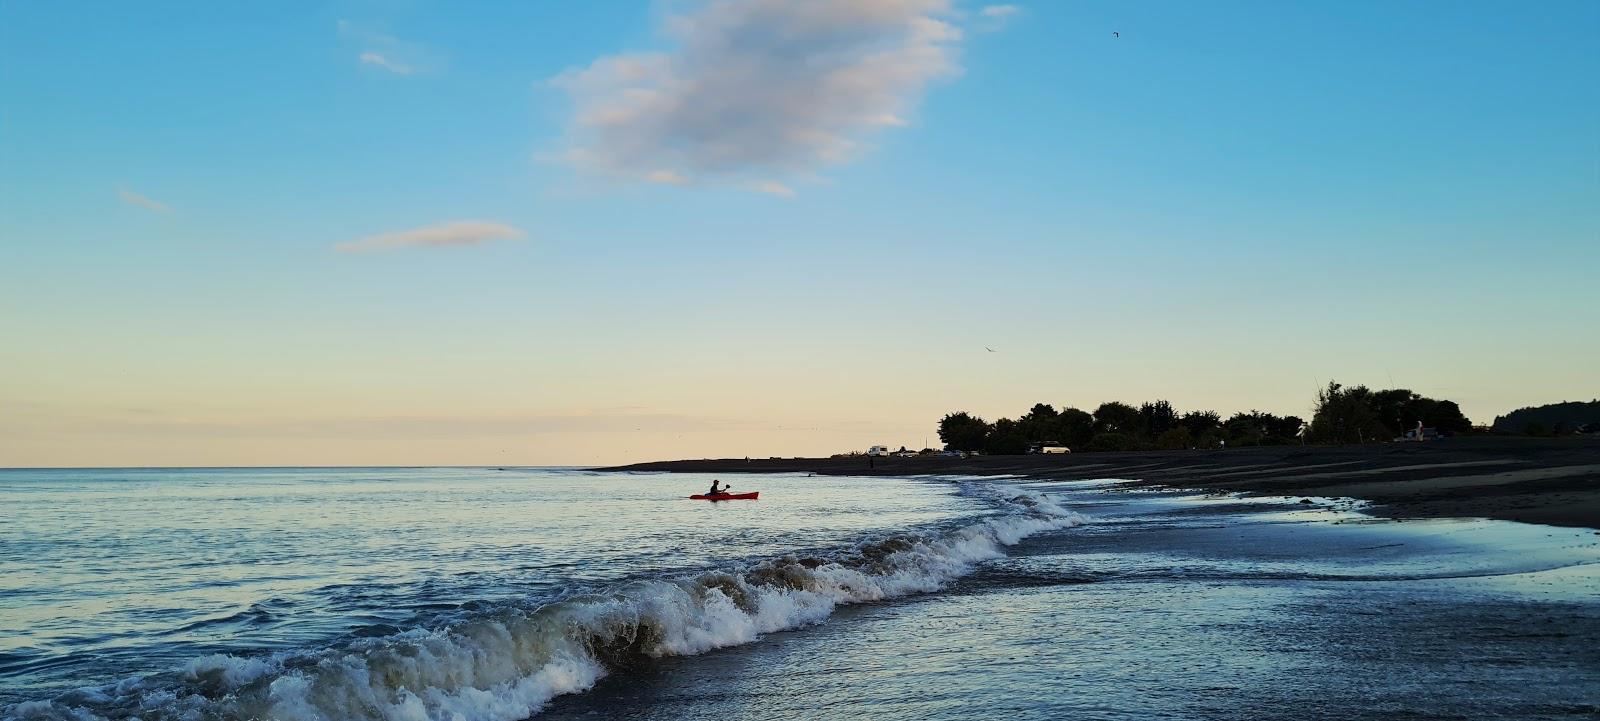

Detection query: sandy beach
xmin=604 ymin=436 xmax=1600 ymax=530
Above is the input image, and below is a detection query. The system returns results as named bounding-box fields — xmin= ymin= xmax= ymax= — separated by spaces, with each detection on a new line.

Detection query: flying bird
xmin=1112 ymin=31 xmax=1120 ymax=38
xmin=985 ymin=346 xmax=997 ymax=353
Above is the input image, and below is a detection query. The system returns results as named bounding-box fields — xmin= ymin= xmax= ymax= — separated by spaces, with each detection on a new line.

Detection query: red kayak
xmin=689 ymin=492 xmax=759 ymax=501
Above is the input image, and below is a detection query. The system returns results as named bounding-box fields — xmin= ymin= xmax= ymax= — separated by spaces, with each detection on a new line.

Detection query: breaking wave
xmin=5 ymin=487 xmax=1084 ymax=721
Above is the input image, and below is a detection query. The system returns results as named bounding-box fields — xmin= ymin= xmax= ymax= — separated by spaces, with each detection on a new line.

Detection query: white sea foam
xmin=6 ymin=485 xmax=1084 ymax=721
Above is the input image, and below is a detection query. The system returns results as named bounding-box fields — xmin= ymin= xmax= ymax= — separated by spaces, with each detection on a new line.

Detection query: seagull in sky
xmin=1112 ymin=31 xmax=1120 ymax=38
xmin=985 ymin=346 xmax=997 ymax=353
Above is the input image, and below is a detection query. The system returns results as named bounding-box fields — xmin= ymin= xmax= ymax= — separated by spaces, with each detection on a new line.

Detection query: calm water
xmin=3 ymin=469 xmax=1597 ymax=720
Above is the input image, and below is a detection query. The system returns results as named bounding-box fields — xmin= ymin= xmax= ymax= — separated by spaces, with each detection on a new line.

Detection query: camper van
xmin=866 ymin=445 xmax=891 ymax=457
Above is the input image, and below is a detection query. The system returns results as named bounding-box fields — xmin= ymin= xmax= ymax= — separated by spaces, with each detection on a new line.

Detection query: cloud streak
xmin=117 ymin=187 xmax=170 ymax=213
xmin=551 ymin=0 xmax=965 ymax=191
xmin=358 ymin=51 xmax=414 ymax=75
xmin=335 ymin=221 xmax=524 ymax=253
xmin=976 ymin=4 xmax=1020 ymax=31
xmin=339 ymin=20 xmax=440 ymax=75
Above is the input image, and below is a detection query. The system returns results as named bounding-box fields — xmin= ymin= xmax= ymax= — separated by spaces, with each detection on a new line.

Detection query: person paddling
xmin=707 ymin=479 xmax=731 ymax=496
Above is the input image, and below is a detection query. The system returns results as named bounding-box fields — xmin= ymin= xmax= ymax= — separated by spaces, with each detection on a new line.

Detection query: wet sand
xmin=602 ymin=437 xmax=1600 ymax=529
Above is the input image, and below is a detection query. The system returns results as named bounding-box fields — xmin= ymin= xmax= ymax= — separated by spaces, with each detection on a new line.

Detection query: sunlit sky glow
xmin=2 ymin=1 xmax=1597 ymax=466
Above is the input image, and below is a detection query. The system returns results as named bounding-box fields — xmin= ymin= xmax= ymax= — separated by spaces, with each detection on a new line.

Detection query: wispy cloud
xmin=551 ymin=0 xmax=967 ymax=193
xmin=335 ymin=221 xmax=524 ymax=253
xmin=339 ymin=20 xmax=441 ymax=76
xmin=358 ymin=51 xmax=414 ymax=76
xmin=976 ymin=5 xmax=1021 ymax=31
xmin=750 ymin=180 xmax=796 ymax=198
xmin=117 ymin=187 xmax=170 ymax=213
xmin=646 ymin=169 xmax=692 ymax=186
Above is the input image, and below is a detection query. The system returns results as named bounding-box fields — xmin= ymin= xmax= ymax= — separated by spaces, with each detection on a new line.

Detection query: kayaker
xmin=707 ymin=479 xmax=730 ymax=496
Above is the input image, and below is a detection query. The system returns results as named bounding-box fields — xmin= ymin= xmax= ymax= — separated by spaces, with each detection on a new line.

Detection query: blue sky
xmin=2 ymin=1 xmax=1596 ymax=466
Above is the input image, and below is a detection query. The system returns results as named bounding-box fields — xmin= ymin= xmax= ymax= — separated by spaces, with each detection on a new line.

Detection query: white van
xmin=866 ymin=445 xmax=891 ymax=456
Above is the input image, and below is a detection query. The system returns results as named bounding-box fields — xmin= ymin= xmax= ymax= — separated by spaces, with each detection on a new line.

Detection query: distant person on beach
xmin=707 ymin=479 xmax=730 ymax=496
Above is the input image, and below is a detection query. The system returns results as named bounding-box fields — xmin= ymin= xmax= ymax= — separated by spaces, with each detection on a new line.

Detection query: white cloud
xmin=117 ymin=187 xmax=170 ymax=213
xmin=339 ymin=20 xmax=441 ymax=75
xmin=551 ymin=0 xmax=965 ymax=192
xmin=335 ymin=221 xmax=524 ymax=253
xmin=646 ymin=169 xmax=692 ymax=186
xmin=976 ymin=5 xmax=1020 ymax=31
xmin=358 ymin=51 xmax=414 ymax=76
xmin=750 ymin=180 xmax=796 ymax=198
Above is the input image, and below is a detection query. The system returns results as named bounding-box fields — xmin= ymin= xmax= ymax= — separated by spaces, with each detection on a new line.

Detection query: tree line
xmin=936 ymin=381 xmax=1473 ymax=454
xmin=1491 ymin=400 xmax=1600 ymax=436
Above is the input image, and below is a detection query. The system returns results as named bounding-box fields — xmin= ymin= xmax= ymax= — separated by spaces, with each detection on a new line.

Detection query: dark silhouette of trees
xmin=937 ymin=412 xmax=990 ymax=452
xmin=1057 ymin=407 xmax=1095 ymax=447
xmin=935 ymin=382 xmax=1473 ymax=453
xmin=1224 ymin=411 xmax=1305 ymax=446
xmin=1093 ymin=402 xmax=1140 ymax=435
xmin=1017 ymin=404 xmax=1060 ymax=442
xmin=1310 ymin=382 xmax=1385 ymax=444
xmin=984 ymin=418 xmax=1030 ymax=455
xmin=1157 ymin=427 xmax=1193 ymax=449
xmin=1425 ymin=400 xmax=1471 ymax=434
xmin=1139 ymin=400 xmax=1178 ymax=438
xmin=1312 ymin=381 xmax=1473 ymax=442
xmin=1181 ymin=410 xmax=1222 ymax=436
xmin=1365 ymin=389 xmax=1472 ymax=437
xmin=1180 ymin=411 xmax=1222 ymax=447
xmin=1492 ymin=400 xmax=1600 ymax=435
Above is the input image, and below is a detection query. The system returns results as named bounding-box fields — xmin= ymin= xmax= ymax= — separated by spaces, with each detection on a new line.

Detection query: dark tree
xmin=1223 ymin=411 xmax=1266 ymax=446
xmin=1223 ymin=411 xmax=1304 ymax=446
xmin=1023 ymin=403 xmax=1058 ymax=420
xmin=984 ymin=418 xmax=1030 ymax=455
xmin=1369 ymin=388 xmax=1419 ymax=437
xmin=937 ymin=412 xmax=991 ymax=452
xmin=1057 ymin=407 xmax=1096 ymax=448
xmin=1018 ymin=403 xmax=1060 ymax=442
xmin=1423 ymin=400 xmax=1471 ymax=434
xmin=1180 ymin=410 xmax=1222 ymax=436
xmin=1139 ymin=400 xmax=1179 ymax=439
xmin=1157 ymin=427 xmax=1193 ymax=449
xmin=1093 ymin=401 xmax=1141 ymax=435
xmin=1310 ymin=382 xmax=1386 ymax=444
xmin=1493 ymin=400 xmax=1600 ymax=434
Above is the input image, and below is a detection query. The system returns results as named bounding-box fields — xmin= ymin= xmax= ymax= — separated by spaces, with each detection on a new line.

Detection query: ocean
xmin=2 ymin=468 xmax=1596 ymax=720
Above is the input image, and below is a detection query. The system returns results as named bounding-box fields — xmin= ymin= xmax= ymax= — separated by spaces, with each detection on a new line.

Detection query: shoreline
xmin=601 ymin=436 xmax=1600 ymax=530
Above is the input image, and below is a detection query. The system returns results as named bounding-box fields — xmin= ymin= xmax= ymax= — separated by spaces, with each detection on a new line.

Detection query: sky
xmin=1 ymin=0 xmax=1597 ymax=467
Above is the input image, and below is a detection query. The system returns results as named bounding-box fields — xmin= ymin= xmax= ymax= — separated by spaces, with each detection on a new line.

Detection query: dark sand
xmin=603 ymin=437 xmax=1600 ymax=529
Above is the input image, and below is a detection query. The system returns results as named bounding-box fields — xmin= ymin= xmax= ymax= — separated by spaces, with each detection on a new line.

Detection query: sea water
xmin=0 ymin=468 xmax=1079 ymax=720
xmin=3 ymin=468 xmax=1597 ymax=720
